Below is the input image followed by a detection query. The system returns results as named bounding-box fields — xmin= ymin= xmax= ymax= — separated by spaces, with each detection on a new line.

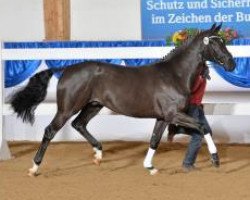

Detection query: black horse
xmin=10 ymin=23 xmax=235 ymax=176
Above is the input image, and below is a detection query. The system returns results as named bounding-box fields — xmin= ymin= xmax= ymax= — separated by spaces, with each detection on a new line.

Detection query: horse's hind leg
xmin=144 ymin=119 xmax=168 ymax=175
xmin=28 ymin=111 xmax=73 ymax=176
xmin=71 ymin=102 xmax=103 ymax=165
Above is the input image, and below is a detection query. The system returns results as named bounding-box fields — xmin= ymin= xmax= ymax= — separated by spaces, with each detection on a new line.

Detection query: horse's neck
xmin=185 ymin=56 xmax=202 ymax=90
xmin=173 ymin=46 xmax=203 ymax=91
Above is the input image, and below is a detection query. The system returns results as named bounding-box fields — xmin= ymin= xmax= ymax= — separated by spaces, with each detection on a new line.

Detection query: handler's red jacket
xmin=189 ymin=75 xmax=206 ymax=105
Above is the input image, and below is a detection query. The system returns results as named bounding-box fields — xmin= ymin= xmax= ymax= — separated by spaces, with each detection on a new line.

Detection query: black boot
xmin=211 ymin=153 xmax=220 ymax=168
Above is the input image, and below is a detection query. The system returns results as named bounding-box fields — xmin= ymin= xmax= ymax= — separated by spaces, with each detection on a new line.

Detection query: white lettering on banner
xmin=142 ymin=0 xmax=250 ymax=39
xmin=168 ymin=13 xmax=212 ymax=24
xmin=214 ymin=12 xmax=233 ymax=22
xmin=146 ymin=0 xmax=184 ymax=11
xmin=236 ymin=12 xmax=250 ymax=22
xmin=187 ymin=0 xmax=208 ymax=9
xmin=146 ymin=1 xmax=250 ymax=25
xmin=210 ymin=0 xmax=250 ymax=8
xmin=152 ymin=14 xmax=165 ymax=24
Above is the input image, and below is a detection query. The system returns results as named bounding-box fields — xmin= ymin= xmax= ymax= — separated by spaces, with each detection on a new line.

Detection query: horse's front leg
xmin=144 ymin=119 xmax=168 ymax=175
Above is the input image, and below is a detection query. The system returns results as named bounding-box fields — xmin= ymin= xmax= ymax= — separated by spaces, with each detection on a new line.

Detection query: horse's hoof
xmin=93 ymin=148 xmax=102 ymax=166
xmin=146 ymin=167 xmax=158 ymax=175
xmin=150 ymin=168 xmax=158 ymax=175
xmin=28 ymin=169 xmax=38 ymax=177
xmin=211 ymin=153 xmax=220 ymax=168
xmin=93 ymin=158 xmax=101 ymax=166
xmin=149 ymin=168 xmax=158 ymax=175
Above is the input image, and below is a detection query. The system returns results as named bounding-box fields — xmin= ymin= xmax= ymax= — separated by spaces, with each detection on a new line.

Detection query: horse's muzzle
xmin=225 ymin=58 xmax=236 ymax=72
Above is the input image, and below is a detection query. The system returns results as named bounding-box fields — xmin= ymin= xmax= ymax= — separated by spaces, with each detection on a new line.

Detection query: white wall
xmin=3 ymin=114 xmax=250 ymax=143
xmin=0 ymin=0 xmax=44 ymax=41
xmin=0 ymin=0 xmax=141 ymax=41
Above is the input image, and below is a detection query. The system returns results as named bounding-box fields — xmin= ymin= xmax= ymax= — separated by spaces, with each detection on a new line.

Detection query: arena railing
xmin=0 ymin=42 xmax=250 ymax=160
xmin=1 ymin=44 xmax=250 ymax=114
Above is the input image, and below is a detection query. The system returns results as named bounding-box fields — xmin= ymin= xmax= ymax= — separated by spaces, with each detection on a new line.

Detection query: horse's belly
xmin=108 ymin=100 xmax=161 ymax=118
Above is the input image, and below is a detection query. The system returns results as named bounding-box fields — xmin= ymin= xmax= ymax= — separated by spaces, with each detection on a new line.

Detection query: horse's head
xmin=199 ymin=23 xmax=236 ymax=72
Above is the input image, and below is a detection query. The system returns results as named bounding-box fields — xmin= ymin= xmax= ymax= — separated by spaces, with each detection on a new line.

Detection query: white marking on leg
xmin=143 ymin=148 xmax=155 ymax=169
xmin=204 ymin=133 xmax=217 ymax=154
xmin=28 ymin=161 xmax=39 ymax=176
xmin=144 ymin=148 xmax=158 ymax=175
xmin=93 ymin=147 xmax=102 ymax=165
xmin=93 ymin=147 xmax=102 ymax=160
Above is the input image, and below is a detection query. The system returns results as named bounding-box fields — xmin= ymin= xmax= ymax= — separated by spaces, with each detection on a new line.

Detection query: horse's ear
xmin=210 ymin=23 xmax=217 ymax=32
xmin=213 ymin=23 xmax=222 ymax=33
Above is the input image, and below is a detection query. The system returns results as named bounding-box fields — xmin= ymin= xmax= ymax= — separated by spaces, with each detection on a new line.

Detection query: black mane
xmin=159 ymin=30 xmax=203 ymax=63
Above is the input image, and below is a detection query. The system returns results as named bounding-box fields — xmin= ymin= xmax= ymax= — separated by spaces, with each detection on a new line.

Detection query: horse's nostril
xmin=229 ymin=60 xmax=236 ymax=71
xmin=230 ymin=59 xmax=236 ymax=67
xmin=233 ymin=60 xmax=236 ymax=67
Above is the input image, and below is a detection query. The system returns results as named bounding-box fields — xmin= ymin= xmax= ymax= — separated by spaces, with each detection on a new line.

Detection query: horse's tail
xmin=10 ymin=69 xmax=58 ymax=124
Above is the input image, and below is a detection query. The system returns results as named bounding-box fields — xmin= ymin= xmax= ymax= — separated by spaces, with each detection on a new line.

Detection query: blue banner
xmin=141 ymin=0 xmax=250 ymax=40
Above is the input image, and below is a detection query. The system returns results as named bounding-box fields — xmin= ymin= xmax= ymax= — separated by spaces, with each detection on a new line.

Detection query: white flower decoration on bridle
xmin=203 ymin=36 xmax=224 ymax=45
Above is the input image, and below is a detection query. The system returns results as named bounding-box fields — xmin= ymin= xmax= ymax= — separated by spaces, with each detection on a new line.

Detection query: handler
xmin=168 ymin=65 xmax=219 ymax=172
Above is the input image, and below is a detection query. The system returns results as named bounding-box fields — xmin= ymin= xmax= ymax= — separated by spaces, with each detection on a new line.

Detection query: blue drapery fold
xmin=212 ymin=39 xmax=250 ymax=88
xmin=4 ymin=40 xmax=166 ymax=49
xmin=4 ymin=39 xmax=250 ymax=88
xmin=5 ymin=60 xmax=41 ymax=87
xmin=4 ymin=42 xmax=43 ymax=87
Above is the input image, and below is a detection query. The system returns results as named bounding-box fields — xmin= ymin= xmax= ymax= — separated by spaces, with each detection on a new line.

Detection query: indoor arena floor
xmin=1 ymin=141 xmax=250 ymax=200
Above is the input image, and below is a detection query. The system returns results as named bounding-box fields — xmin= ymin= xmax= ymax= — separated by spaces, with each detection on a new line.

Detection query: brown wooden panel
xmin=43 ymin=0 xmax=70 ymax=40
